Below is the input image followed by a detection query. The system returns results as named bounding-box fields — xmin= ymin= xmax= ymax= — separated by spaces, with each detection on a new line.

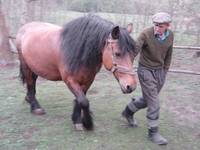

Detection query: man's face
xmin=154 ymin=23 xmax=170 ymax=35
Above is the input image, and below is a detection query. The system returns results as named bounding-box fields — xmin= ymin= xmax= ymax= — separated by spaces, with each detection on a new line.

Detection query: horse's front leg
xmin=65 ymin=81 xmax=93 ymax=130
xmin=71 ymin=99 xmax=82 ymax=130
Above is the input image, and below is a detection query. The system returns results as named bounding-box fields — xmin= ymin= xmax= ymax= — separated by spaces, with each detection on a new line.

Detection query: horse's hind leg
xmin=72 ymin=99 xmax=83 ymax=130
xmin=80 ymin=97 xmax=93 ymax=130
xmin=19 ymin=59 xmax=45 ymax=115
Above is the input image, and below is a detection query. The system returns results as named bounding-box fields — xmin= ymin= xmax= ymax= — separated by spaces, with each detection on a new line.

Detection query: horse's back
xmin=16 ymin=22 xmax=63 ymax=80
xmin=16 ymin=22 xmax=61 ymax=48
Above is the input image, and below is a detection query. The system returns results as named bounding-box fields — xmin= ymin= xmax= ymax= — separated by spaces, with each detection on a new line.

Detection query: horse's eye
xmin=115 ymin=52 xmax=121 ymax=57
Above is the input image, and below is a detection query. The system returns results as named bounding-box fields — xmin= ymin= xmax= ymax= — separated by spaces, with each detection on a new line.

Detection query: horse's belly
xmin=23 ymin=50 xmax=62 ymax=81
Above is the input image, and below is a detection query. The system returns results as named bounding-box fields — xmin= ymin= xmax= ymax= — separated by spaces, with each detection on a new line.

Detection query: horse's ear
xmin=111 ymin=26 xmax=120 ymax=39
xmin=127 ymin=23 xmax=133 ymax=33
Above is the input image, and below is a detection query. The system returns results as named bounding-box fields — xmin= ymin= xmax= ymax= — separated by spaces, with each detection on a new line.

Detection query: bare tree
xmin=39 ymin=0 xmax=46 ymax=21
xmin=0 ymin=1 xmax=13 ymax=65
xmin=21 ymin=0 xmax=37 ymax=25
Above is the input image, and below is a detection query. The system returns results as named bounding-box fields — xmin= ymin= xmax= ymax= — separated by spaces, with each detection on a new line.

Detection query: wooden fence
xmin=8 ymin=38 xmax=200 ymax=75
xmin=169 ymin=46 xmax=200 ymax=75
xmin=173 ymin=46 xmax=200 ymax=51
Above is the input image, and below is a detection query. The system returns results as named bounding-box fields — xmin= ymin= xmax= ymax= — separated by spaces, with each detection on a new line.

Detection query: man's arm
xmin=164 ymin=45 xmax=173 ymax=71
xmin=134 ymin=32 xmax=146 ymax=57
xmin=164 ymin=31 xmax=174 ymax=71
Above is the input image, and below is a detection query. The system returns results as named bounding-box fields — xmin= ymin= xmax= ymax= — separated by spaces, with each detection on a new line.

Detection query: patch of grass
xmin=0 ymin=65 xmax=200 ymax=150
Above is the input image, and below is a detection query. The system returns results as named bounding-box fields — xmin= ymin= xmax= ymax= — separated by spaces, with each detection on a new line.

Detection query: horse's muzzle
xmin=121 ymin=84 xmax=136 ymax=94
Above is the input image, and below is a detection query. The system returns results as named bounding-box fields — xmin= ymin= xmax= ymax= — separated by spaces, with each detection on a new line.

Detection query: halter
xmin=107 ymin=39 xmax=136 ymax=75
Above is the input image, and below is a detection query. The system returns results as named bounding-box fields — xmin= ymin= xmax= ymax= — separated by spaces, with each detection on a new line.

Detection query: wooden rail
xmin=171 ymin=46 xmax=200 ymax=75
xmin=7 ymin=36 xmax=200 ymax=75
xmin=8 ymin=36 xmax=200 ymax=51
xmin=173 ymin=46 xmax=200 ymax=51
xmin=134 ymin=67 xmax=200 ymax=76
xmin=168 ymin=69 xmax=200 ymax=75
xmin=133 ymin=69 xmax=200 ymax=76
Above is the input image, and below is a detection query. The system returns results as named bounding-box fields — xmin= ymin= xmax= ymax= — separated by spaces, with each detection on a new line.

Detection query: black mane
xmin=60 ymin=15 xmax=135 ymax=74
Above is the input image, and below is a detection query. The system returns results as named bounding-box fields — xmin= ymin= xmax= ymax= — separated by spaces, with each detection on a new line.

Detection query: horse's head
xmin=103 ymin=25 xmax=137 ymax=94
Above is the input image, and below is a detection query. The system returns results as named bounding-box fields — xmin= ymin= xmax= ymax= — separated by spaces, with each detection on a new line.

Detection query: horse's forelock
xmin=118 ymin=28 xmax=136 ymax=57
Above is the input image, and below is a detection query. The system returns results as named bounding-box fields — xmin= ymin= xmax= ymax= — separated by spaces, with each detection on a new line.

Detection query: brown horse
xmin=16 ymin=15 xmax=137 ymax=130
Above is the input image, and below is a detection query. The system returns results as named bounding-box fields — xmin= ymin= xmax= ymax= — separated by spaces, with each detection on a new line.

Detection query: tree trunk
xmin=196 ymin=21 xmax=200 ymax=46
xmin=0 ymin=2 xmax=13 ymax=65
xmin=21 ymin=0 xmax=36 ymax=25
xmin=39 ymin=0 xmax=45 ymax=21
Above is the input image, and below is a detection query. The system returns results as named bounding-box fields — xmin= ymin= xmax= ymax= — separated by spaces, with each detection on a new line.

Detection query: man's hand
xmin=164 ymin=68 xmax=168 ymax=74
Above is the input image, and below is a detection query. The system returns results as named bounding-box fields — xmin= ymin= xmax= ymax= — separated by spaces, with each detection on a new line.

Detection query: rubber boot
xmin=148 ymin=127 xmax=168 ymax=145
xmin=122 ymin=106 xmax=137 ymax=127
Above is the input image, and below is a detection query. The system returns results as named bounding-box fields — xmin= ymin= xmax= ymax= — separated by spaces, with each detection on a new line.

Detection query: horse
xmin=16 ymin=15 xmax=137 ymax=130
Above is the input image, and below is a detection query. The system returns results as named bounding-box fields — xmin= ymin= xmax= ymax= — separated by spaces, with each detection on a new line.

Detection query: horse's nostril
xmin=126 ymin=85 xmax=133 ymax=93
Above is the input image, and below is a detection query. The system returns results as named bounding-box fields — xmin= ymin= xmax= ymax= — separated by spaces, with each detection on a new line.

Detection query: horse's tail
xmin=82 ymin=104 xmax=94 ymax=130
xmin=16 ymin=41 xmax=26 ymax=85
xmin=16 ymin=31 xmax=26 ymax=85
xmin=19 ymin=60 xmax=26 ymax=84
xmin=18 ymin=48 xmax=26 ymax=85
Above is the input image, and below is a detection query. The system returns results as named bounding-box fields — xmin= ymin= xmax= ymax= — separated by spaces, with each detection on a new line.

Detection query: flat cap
xmin=152 ymin=12 xmax=172 ymax=24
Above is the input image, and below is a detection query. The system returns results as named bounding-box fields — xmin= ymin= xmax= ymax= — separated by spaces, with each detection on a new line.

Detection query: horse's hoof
xmin=31 ymin=108 xmax=46 ymax=115
xmin=74 ymin=123 xmax=84 ymax=131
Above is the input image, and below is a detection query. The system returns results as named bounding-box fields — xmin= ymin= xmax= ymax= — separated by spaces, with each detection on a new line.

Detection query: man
xmin=122 ymin=12 xmax=174 ymax=145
